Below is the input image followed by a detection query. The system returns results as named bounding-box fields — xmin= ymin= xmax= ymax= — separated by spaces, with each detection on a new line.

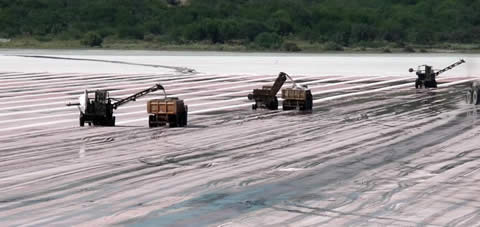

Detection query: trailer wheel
xmin=466 ymin=89 xmax=473 ymax=104
xmin=473 ymin=89 xmax=480 ymax=105
xmin=79 ymin=115 xmax=85 ymax=127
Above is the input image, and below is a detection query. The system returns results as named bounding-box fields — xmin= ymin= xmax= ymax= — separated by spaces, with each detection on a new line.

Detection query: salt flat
xmin=0 ymin=52 xmax=479 ymax=226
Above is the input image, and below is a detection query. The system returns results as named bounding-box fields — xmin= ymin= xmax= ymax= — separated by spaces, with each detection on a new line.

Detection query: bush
xmin=118 ymin=26 xmax=144 ymax=40
xmin=403 ymin=46 xmax=415 ymax=53
xmin=323 ymin=41 xmax=343 ymax=51
xmin=34 ymin=36 xmax=52 ymax=42
xmin=81 ymin=32 xmax=103 ymax=47
xmin=254 ymin=32 xmax=283 ymax=49
xmin=283 ymin=42 xmax=301 ymax=52
xmin=143 ymin=33 xmax=155 ymax=42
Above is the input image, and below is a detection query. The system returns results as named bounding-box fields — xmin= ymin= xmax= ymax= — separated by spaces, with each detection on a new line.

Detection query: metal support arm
xmin=113 ymin=84 xmax=165 ymax=109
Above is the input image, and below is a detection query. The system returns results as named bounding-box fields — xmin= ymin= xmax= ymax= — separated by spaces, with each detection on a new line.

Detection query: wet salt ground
xmin=1 ymin=52 xmax=480 ymax=226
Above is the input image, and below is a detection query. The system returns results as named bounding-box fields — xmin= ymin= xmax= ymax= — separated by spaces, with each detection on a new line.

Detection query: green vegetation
xmin=0 ymin=0 xmax=480 ymax=52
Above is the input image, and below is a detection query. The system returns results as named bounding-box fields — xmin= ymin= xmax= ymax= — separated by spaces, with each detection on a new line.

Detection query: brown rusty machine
xmin=409 ymin=59 xmax=466 ymax=88
xmin=247 ymin=72 xmax=287 ymax=110
xmin=247 ymin=72 xmax=313 ymax=111
xmin=147 ymin=97 xmax=188 ymax=128
xmin=466 ymin=80 xmax=480 ymax=105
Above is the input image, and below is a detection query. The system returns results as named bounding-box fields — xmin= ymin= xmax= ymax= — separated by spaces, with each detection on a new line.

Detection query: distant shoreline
xmin=1 ymin=38 xmax=479 ymax=54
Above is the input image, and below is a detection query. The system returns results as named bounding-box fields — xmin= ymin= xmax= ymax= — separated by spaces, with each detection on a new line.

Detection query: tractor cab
xmin=409 ymin=59 xmax=466 ymax=89
xmin=411 ymin=64 xmax=436 ymax=88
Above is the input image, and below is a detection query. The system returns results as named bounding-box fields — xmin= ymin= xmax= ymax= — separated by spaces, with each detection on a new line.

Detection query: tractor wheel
xmin=424 ymin=81 xmax=437 ymax=88
xmin=79 ymin=115 xmax=85 ymax=127
xmin=415 ymin=79 xmax=423 ymax=89
xmin=466 ymin=89 xmax=473 ymax=104
xmin=110 ymin=117 xmax=116 ymax=127
xmin=473 ymin=89 xmax=480 ymax=105
xmin=269 ymin=97 xmax=279 ymax=110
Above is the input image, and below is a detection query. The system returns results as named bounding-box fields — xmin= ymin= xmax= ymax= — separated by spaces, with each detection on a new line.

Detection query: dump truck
xmin=68 ymin=84 xmax=165 ymax=127
xmin=409 ymin=59 xmax=466 ymax=88
xmin=281 ymin=88 xmax=313 ymax=111
xmin=247 ymin=72 xmax=287 ymax=110
xmin=466 ymin=80 xmax=480 ymax=105
xmin=147 ymin=98 xmax=188 ymax=128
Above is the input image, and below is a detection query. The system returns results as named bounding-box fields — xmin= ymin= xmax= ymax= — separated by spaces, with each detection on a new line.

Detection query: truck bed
xmin=147 ymin=98 xmax=185 ymax=115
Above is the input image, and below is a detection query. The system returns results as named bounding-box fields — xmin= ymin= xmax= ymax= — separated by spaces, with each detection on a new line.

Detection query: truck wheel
xmin=169 ymin=115 xmax=178 ymax=128
xmin=252 ymin=104 xmax=257 ymax=110
xmin=110 ymin=117 xmax=116 ymax=127
xmin=183 ymin=112 xmax=188 ymax=127
xmin=306 ymin=97 xmax=313 ymax=111
xmin=79 ymin=115 xmax=85 ymax=127
xmin=466 ymin=89 xmax=473 ymax=104
xmin=299 ymin=104 xmax=305 ymax=111
xmin=473 ymin=89 xmax=480 ymax=105
xmin=149 ymin=115 xmax=155 ymax=128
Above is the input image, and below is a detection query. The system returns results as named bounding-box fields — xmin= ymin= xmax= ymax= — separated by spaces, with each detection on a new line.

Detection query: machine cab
xmin=410 ymin=65 xmax=433 ymax=81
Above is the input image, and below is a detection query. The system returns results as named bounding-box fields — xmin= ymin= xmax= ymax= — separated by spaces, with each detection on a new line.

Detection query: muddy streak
xmin=12 ymin=55 xmax=197 ymax=73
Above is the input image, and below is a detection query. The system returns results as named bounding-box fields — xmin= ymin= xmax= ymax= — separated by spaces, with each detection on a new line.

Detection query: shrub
xmin=403 ymin=46 xmax=415 ymax=53
xmin=81 ymin=32 xmax=103 ymax=47
xmin=34 ymin=36 xmax=52 ymax=42
xmin=283 ymin=42 xmax=301 ymax=52
xmin=323 ymin=41 xmax=343 ymax=51
xmin=254 ymin=32 xmax=283 ymax=49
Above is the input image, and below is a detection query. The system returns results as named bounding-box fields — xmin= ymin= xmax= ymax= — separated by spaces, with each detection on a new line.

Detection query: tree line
xmin=0 ymin=0 xmax=479 ymax=49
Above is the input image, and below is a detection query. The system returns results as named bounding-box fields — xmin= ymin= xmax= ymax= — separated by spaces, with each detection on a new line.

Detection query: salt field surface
xmin=1 ymin=50 xmax=480 ymax=226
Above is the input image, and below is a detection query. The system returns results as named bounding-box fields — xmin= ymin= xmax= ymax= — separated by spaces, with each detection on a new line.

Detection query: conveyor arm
xmin=270 ymin=72 xmax=288 ymax=97
xmin=113 ymin=84 xmax=165 ymax=109
xmin=435 ymin=59 xmax=466 ymax=76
